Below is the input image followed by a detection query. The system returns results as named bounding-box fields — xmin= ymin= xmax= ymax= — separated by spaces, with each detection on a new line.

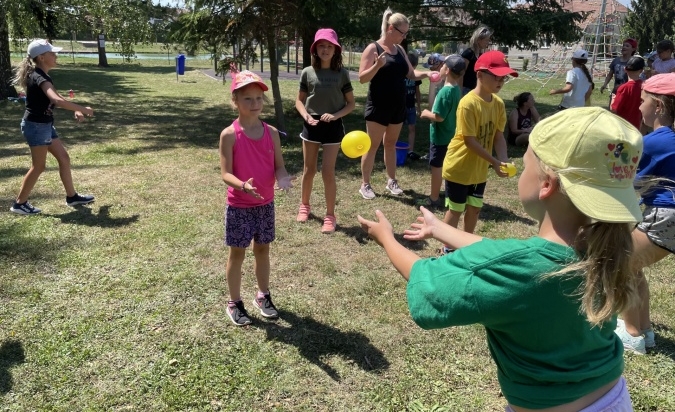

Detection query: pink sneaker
xmin=321 ymin=215 xmax=336 ymax=234
xmin=296 ymin=204 xmax=311 ymax=222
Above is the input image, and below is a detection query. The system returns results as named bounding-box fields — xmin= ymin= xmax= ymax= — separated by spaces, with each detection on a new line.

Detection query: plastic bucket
xmin=395 ymin=142 xmax=410 ymax=166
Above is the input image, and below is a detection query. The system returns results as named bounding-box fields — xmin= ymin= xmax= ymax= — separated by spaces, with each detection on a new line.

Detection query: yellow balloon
xmin=341 ymin=131 xmax=371 ymax=158
xmin=499 ymin=162 xmax=517 ymax=177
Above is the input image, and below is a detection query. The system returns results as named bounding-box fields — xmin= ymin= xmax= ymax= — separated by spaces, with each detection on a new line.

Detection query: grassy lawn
xmin=1 ymin=59 xmax=674 ymax=411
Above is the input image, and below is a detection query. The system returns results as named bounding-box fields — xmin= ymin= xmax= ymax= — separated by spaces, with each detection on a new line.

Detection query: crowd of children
xmin=12 ymin=24 xmax=675 ymax=410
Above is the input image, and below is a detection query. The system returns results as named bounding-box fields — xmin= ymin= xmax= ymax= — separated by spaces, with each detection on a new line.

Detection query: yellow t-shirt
xmin=442 ymin=91 xmax=506 ymax=185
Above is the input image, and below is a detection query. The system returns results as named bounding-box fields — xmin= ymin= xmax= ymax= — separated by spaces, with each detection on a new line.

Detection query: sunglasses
xmin=480 ymin=70 xmax=509 ymax=82
xmin=393 ymin=26 xmax=409 ymax=37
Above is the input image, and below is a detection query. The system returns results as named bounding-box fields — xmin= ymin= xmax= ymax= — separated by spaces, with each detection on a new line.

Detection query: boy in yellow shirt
xmin=440 ymin=50 xmax=515 ymax=252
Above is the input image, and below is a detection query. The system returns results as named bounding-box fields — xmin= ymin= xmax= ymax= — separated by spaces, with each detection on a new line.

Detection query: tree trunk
xmin=265 ymin=28 xmax=285 ymax=133
xmin=97 ymin=33 xmax=109 ymax=67
xmin=0 ymin=6 xmax=17 ymax=99
xmin=301 ymin=27 xmax=313 ymax=69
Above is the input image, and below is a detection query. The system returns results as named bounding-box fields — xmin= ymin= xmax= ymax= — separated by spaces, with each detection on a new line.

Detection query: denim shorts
xmin=21 ymin=119 xmax=59 ymax=147
xmin=224 ymin=202 xmax=275 ymax=248
xmin=403 ymin=107 xmax=417 ymax=126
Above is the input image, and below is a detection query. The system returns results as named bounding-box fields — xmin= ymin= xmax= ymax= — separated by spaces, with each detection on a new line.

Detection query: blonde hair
xmin=538 ymin=161 xmax=639 ymax=327
xmin=230 ymin=84 xmax=270 ymax=108
xmin=12 ymin=56 xmax=37 ymax=90
xmin=381 ymin=8 xmax=409 ymax=39
xmin=470 ymin=26 xmax=492 ymax=54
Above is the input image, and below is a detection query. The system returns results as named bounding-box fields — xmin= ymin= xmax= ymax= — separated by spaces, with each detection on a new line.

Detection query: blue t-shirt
xmin=636 ymin=126 xmax=675 ymax=207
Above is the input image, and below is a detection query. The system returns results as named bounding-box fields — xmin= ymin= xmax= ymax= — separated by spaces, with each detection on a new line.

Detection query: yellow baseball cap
xmin=529 ymin=107 xmax=643 ymax=223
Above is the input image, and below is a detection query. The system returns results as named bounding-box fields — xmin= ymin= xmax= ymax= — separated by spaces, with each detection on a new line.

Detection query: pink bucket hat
xmin=230 ymin=70 xmax=268 ymax=93
xmin=643 ymin=73 xmax=675 ymax=96
xmin=310 ymin=28 xmax=341 ymax=55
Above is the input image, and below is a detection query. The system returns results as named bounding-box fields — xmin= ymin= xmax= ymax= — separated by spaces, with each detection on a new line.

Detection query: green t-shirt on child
xmin=430 ymin=84 xmax=461 ymax=146
xmin=407 ymin=237 xmax=623 ymax=409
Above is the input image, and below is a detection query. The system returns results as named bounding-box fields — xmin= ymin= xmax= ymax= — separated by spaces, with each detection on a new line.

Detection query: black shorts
xmin=364 ymin=99 xmax=406 ymax=126
xmin=429 ymin=143 xmax=448 ymax=168
xmin=301 ymin=115 xmax=345 ymax=145
xmin=445 ymin=180 xmax=486 ymax=211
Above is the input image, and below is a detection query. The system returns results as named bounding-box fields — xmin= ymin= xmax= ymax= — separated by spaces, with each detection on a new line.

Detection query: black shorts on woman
xmin=301 ymin=115 xmax=346 ymax=145
xmin=364 ymin=42 xmax=408 ymax=126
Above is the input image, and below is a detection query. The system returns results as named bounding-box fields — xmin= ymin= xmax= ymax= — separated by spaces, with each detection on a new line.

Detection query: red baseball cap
xmin=624 ymin=38 xmax=638 ymax=49
xmin=474 ymin=50 xmax=518 ymax=77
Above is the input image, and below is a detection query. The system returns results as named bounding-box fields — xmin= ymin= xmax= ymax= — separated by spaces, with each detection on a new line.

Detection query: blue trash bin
xmin=176 ymin=54 xmax=186 ymax=75
xmin=396 ymin=142 xmax=410 ymax=166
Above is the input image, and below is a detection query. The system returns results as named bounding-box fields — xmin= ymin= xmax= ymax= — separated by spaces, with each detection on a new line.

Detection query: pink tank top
xmin=227 ymin=119 xmax=275 ymax=208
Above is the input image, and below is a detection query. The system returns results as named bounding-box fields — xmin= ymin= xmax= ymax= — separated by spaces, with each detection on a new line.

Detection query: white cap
xmin=572 ymin=49 xmax=588 ymax=60
xmin=27 ymin=39 xmax=63 ymax=58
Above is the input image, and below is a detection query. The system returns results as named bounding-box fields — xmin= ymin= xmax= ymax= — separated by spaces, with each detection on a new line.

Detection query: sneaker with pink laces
xmin=321 ymin=215 xmax=336 ymax=234
xmin=296 ymin=204 xmax=311 ymax=222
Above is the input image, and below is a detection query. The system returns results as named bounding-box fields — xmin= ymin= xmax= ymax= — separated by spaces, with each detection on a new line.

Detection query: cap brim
xmin=231 ymin=80 xmax=269 ymax=92
xmin=52 ymin=46 xmax=63 ymax=53
xmin=487 ymin=67 xmax=518 ymax=77
xmin=560 ymin=175 xmax=642 ymax=223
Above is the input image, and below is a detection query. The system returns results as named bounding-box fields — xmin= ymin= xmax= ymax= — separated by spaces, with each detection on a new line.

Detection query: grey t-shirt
xmin=299 ymin=67 xmax=353 ymax=115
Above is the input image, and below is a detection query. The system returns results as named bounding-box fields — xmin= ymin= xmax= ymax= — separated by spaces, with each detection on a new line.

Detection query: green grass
xmin=1 ymin=59 xmax=674 ymax=411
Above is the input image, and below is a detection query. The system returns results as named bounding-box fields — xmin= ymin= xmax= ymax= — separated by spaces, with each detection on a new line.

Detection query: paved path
xmin=200 ymin=68 xmax=360 ymax=81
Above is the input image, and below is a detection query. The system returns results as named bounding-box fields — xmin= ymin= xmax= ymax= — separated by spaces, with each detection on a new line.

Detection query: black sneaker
xmin=66 ymin=193 xmax=95 ymax=207
xmin=416 ymin=196 xmax=443 ymax=209
xmin=10 ymin=201 xmax=42 ymax=215
xmin=407 ymin=151 xmax=421 ymax=161
xmin=227 ymin=300 xmax=252 ymax=326
xmin=252 ymin=292 xmax=279 ymax=318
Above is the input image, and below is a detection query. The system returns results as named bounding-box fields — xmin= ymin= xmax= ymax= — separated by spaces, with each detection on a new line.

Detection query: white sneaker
xmin=359 ymin=183 xmax=376 ymax=200
xmin=616 ymin=319 xmax=655 ymax=348
xmin=615 ymin=322 xmax=646 ymax=355
xmin=385 ymin=178 xmax=403 ymax=195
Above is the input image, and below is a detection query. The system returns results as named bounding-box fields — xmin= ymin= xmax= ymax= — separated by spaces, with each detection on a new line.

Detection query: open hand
xmin=276 ymin=175 xmax=296 ymax=191
xmin=357 ymin=210 xmax=394 ymax=247
xmin=403 ymin=206 xmax=438 ymax=241
xmin=243 ymin=178 xmax=264 ymax=199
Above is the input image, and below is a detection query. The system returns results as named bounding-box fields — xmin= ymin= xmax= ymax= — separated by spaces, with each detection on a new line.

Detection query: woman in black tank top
xmin=507 ymin=92 xmax=540 ymax=147
xmin=357 ymin=8 xmax=437 ymax=200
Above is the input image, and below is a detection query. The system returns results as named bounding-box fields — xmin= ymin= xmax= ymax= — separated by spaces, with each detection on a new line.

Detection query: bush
xmin=433 ymin=43 xmax=444 ymax=54
xmin=522 ymin=58 xmax=529 ymax=72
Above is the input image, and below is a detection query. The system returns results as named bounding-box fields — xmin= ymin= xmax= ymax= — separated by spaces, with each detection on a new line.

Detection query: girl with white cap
xmin=10 ymin=39 xmax=95 ymax=215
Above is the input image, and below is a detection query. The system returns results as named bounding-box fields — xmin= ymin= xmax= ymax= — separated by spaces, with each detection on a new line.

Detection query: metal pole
xmin=295 ymin=30 xmax=299 ymax=75
xmin=590 ymin=0 xmax=608 ymax=77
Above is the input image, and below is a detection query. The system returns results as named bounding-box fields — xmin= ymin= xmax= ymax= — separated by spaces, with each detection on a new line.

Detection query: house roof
xmin=560 ymin=0 xmax=629 ymax=28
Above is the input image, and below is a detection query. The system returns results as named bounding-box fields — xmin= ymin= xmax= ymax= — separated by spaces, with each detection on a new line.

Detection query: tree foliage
xmin=624 ymin=0 xmax=675 ymax=52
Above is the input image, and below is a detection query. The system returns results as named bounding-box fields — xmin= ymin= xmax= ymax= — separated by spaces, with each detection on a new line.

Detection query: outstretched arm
xmin=403 ymin=206 xmax=484 ymax=249
xmin=358 ymin=210 xmax=420 ymax=281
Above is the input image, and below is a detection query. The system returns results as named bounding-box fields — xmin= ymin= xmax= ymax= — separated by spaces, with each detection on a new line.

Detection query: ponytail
xmin=12 ymin=56 xmax=35 ymax=90
xmin=574 ymin=58 xmax=593 ymax=84
xmin=546 ymin=221 xmax=638 ymax=327
xmin=380 ymin=8 xmax=409 ymax=39
xmin=381 ymin=8 xmax=393 ymax=39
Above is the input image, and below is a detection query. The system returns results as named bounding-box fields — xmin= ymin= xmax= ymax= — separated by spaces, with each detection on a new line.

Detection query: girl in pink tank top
xmin=218 ymin=70 xmax=295 ymax=326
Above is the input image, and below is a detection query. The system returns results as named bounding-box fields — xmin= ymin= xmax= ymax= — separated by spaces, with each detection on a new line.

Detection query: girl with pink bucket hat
xmin=294 ymin=28 xmax=355 ymax=233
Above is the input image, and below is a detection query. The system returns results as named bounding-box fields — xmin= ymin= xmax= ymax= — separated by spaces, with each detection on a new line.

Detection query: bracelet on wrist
xmin=241 ymin=182 xmax=246 ymax=191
